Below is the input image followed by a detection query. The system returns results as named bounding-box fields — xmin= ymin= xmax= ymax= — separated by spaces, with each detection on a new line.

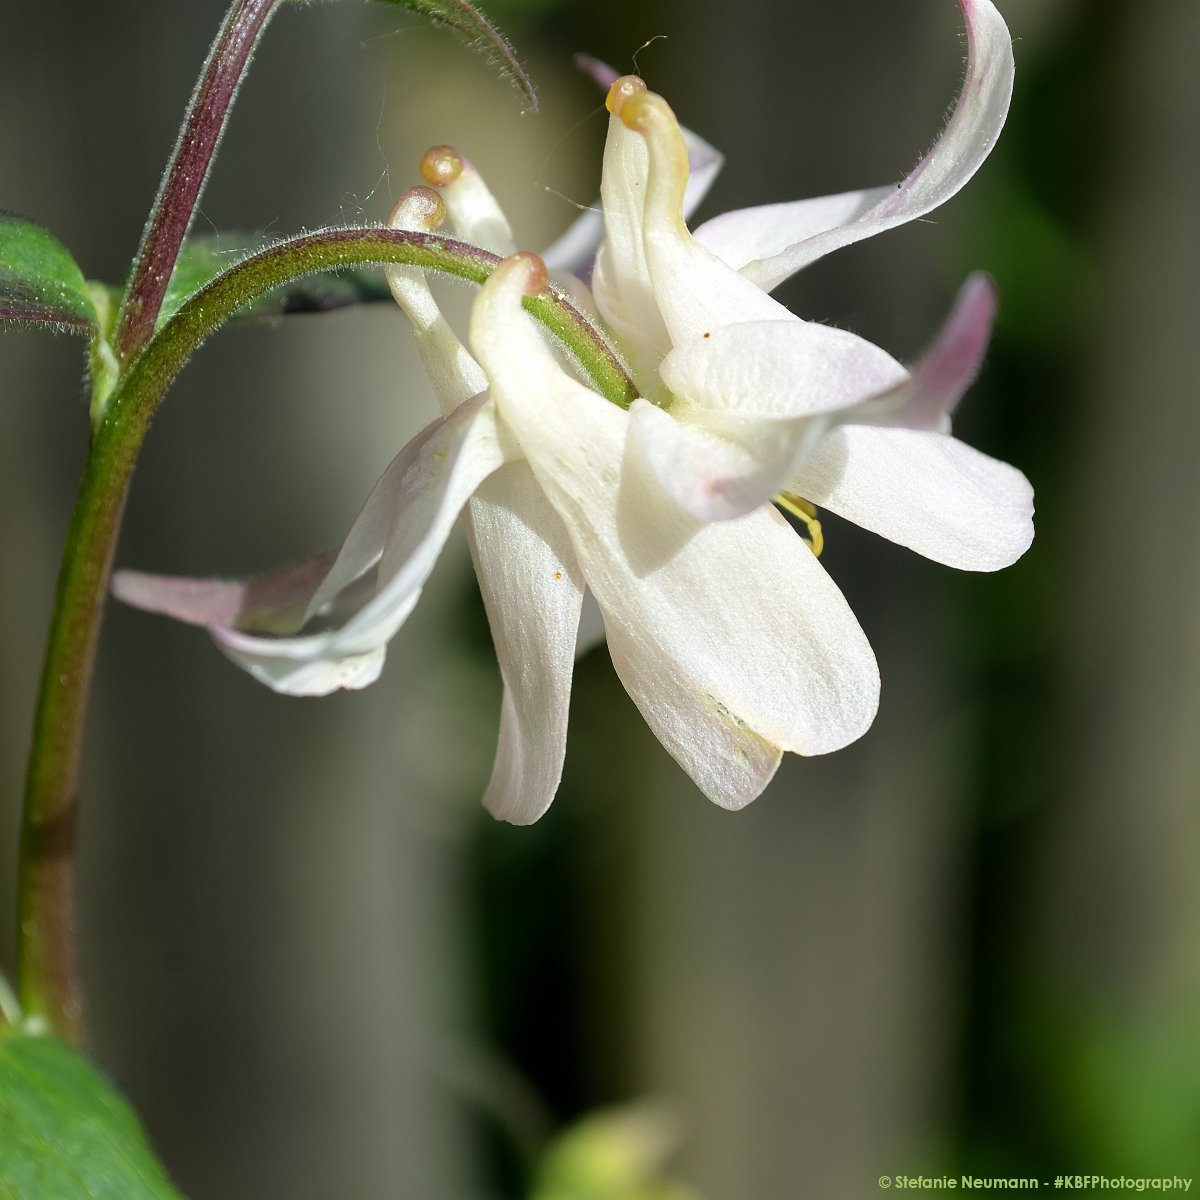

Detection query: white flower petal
xmin=643 ymin=275 xmax=1000 ymax=522
xmin=615 ymin=91 xmax=792 ymax=347
xmin=659 ymin=319 xmax=907 ymax=418
xmin=440 ymin=155 xmax=517 ymax=256
xmin=468 ymin=462 xmax=584 ymax=826
xmin=601 ymin=497 xmax=878 ymax=807
xmin=210 ymin=393 xmax=518 ymax=695
xmin=788 ymin=425 xmax=1034 ymax=572
xmin=543 ymin=122 xmax=723 ymax=276
xmin=642 ymin=319 xmax=905 ymax=521
xmin=692 ymin=187 xmax=892 ymax=271
xmin=629 ymin=399 xmax=838 ymax=524
xmin=386 ymin=193 xmax=489 ymax=416
xmin=591 ymin=113 xmax=675 ymax=400
xmin=471 ymin=256 xmax=880 ymax=809
xmin=704 ymin=0 xmax=1014 ymax=292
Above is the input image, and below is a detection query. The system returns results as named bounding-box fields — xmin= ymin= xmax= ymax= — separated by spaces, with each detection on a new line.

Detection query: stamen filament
xmin=776 ymin=492 xmax=824 ymax=556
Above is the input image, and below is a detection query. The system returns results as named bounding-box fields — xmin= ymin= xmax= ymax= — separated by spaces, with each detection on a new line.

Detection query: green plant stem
xmin=18 ymin=434 xmax=132 ymax=1039
xmin=17 ymin=228 xmax=637 ymax=1038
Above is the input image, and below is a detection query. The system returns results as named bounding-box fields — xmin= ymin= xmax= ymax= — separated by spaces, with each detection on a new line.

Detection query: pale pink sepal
xmin=111 ymin=552 xmax=339 ymax=635
xmin=849 ymin=272 xmax=998 ymax=431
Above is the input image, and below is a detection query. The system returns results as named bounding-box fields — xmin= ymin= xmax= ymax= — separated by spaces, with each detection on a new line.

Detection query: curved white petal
xmin=468 ymin=463 xmax=584 ymax=826
xmin=471 ymin=256 xmax=880 ymax=809
xmin=693 ymin=187 xmax=891 ymax=272
xmin=617 ymin=91 xmax=792 ymax=348
xmin=787 ymin=425 xmax=1034 ymax=572
xmin=710 ymin=0 xmax=1014 ymax=292
xmin=386 ymin=195 xmax=488 ymax=416
xmin=543 ymin=123 xmax=723 ymax=276
xmin=644 ymin=318 xmax=905 ymax=521
xmin=629 ymin=400 xmax=834 ymax=524
xmin=592 ymin=113 xmax=675 ymax=400
xmin=211 ymin=393 xmax=519 ymax=695
xmin=440 ymin=156 xmax=517 ymax=256
xmin=659 ymin=318 xmax=906 ymax=418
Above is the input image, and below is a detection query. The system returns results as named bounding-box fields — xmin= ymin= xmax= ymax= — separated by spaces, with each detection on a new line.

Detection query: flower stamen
xmin=775 ymin=492 xmax=824 ymax=557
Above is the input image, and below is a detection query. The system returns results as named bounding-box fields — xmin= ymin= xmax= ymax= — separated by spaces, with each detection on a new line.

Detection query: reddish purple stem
xmin=115 ymin=0 xmax=282 ymax=362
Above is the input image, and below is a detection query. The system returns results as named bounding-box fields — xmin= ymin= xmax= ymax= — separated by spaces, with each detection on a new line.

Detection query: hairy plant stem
xmin=115 ymin=0 xmax=283 ymax=364
xmin=17 ymin=228 xmax=636 ymax=1038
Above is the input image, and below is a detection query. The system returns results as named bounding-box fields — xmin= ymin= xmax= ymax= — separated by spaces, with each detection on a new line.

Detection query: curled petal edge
xmin=693 ymin=0 xmax=1014 ymax=291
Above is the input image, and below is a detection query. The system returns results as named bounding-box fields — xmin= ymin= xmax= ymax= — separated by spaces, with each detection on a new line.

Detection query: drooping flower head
xmin=113 ymin=0 xmax=1032 ymax=821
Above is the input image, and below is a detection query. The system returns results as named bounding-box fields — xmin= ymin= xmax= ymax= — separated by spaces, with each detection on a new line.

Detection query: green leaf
xmin=0 ymin=1032 xmax=185 ymax=1200
xmin=372 ymin=0 xmax=537 ymax=111
xmin=0 ymin=213 xmax=99 ymax=332
xmin=158 ymin=235 xmax=394 ymax=328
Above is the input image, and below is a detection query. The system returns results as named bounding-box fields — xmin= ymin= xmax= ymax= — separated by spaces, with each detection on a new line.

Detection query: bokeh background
xmin=2 ymin=0 xmax=1198 ymax=1194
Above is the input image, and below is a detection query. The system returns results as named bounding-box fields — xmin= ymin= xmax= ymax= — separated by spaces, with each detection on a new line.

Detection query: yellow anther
xmin=776 ymin=492 xmax=824 ymax=557
xmin=605 ymin=74 xmax=647 ymax=117
xmin=389 ymin=185 xmax=447 ymax=232
xmin=420 ymin=145 xmax=463 ymax=187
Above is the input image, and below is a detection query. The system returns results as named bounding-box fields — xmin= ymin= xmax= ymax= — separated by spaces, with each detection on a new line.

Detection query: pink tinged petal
xmin=707 ymin=0 xmax=1014 ymax=293
xmin=573 ymin=53 xmax=621 ymax=91
xmin=210 ymin=393 xmax=518 ymax=695
xmin=680 ymin=129 xmax=725 ymax=225
xmin=471 ymin=255 xmax=880 ymax=809
xmin=111 ymin=552 xmax=338 ymax=634
xmin=468 ymin=463 xmax=584 ymax=825
xmin=787 ymin=425 xmax=1034 ymax=572
xmin=540 ymin=208 xmax=606 ymax=276
xmin=848 ymin=272 xmax=998 ymax=431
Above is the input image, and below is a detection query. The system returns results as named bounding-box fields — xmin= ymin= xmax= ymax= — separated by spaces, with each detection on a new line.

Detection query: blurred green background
xmin=1 ymin=0 xmax=1198 ymax=1195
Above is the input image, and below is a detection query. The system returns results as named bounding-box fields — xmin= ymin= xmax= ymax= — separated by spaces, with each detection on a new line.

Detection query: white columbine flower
xmin=114 ymin=0 xmax=1032 ymax=822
